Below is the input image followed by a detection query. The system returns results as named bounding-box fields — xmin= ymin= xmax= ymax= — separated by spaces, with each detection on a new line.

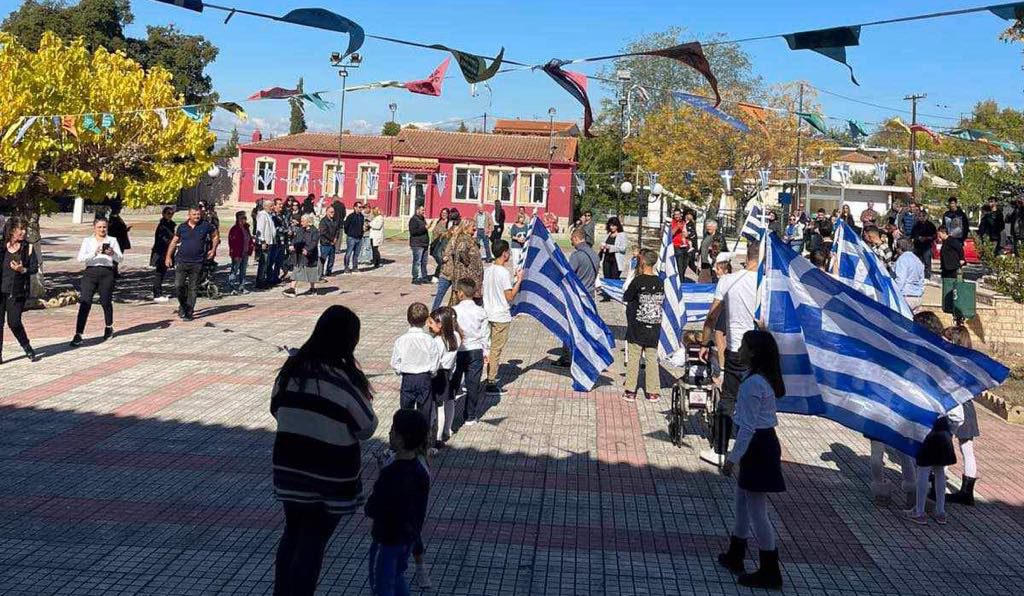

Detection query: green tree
xmin=288 ymin=77 xmax=307 ymax=135
xmin=457 ymin=121 xmax=469 ymax=133
xmin=576 ymin=120 xmax=628 ymax=217
xmin=2 ymin=0 xmax=218 ymax=104
xmin=216 ymin=127 xmax=240 ymax=158
xmin=381 ymin=121 xmax=401 ymax=136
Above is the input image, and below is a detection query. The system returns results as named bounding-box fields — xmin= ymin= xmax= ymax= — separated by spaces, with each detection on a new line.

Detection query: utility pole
xmin=790 ymin=82 xmax=804 ymax=222
xmin=904 ymin=93 xmax=926 ymax=200
xmin=616 ymin=69 xmax=631 ymax=218
xmin=483 ymin=112 xmax=487 ymax=132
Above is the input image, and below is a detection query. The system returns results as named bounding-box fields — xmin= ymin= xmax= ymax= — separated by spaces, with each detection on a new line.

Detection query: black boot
xmin=947 ymin=476 xmax=976 ymax=506
xmin=738 ymin=549 xmax=782 ymax=591
xmin=23 ymin=345 xmax=38 ymax=362
xmin=103 ymin=326 xmax=114 ymax=341
xmin=717 ymin=535 xmax=747 ymax=574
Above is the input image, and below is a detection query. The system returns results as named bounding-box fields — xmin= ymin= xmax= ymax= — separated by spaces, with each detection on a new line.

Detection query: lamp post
xmin=546 ymin=107 xmax=556 ymax=205
xmin=388 ymin=102 xmax=398 ymax=124
xmin=329 ymin=51 xmax=362 ymax=198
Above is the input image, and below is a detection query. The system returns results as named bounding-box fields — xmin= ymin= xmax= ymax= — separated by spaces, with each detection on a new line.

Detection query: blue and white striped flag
xmin=600 ymin=278 xmax=714 ymax=324
xmin=658 ymin=224 xmax=686 ymax=364
xmin=739 ymin=202 xmax=766 ymax=242
xmin=512 ymin=219 xmax=616 ymax=391
xmin=831 ymin=220 xmax=912 ymax=319
xmin=762 ymin=234 xmax=1008 ymax=455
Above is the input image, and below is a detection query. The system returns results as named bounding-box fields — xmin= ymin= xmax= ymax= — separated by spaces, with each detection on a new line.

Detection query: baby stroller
xmin=197 ymin=258 xmax=221 ymax=300
xmin=668 ymin=338 xmax=720 ymax=448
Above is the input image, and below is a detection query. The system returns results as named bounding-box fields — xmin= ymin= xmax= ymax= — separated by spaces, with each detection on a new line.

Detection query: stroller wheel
xmin=206 ymin=284 xmax=221 ymax=300
xmin=671 ymin=384 xmax=683 ymax=416
xmin=668 ymin=418 xmax=682 ymax=447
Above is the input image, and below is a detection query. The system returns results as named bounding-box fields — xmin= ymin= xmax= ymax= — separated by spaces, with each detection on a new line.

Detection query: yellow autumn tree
xmin=0 ymin=31 xmax=214 ymax=213
xmin=626 ymin=82 xmax=833 ymax=209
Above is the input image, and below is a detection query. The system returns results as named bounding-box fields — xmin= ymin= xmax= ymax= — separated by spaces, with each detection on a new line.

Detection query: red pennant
xmin=404 ymin=57 xmax=451 ymax=97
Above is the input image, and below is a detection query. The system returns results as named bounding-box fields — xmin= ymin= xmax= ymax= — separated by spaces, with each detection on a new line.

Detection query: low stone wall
xmin=924 ymin=290 xmax=1024 ymax=355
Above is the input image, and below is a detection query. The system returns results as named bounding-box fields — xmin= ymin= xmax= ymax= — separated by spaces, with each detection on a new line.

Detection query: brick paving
xmin=0 ymin=213 xmax=1022 ymax=594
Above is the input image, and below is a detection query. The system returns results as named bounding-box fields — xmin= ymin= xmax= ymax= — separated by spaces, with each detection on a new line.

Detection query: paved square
xmin=1 ymin=216 xmax=1022 ymax=594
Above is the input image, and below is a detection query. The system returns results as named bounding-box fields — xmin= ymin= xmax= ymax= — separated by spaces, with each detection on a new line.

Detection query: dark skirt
xmin=738 ymin=428 xmax=786 ymax=493
xmin=432 ymin=369 xmax=452 ymax=402
xmin=956 ymin=401 xmax=980 ymax=440
xmin=916 ymin=429 xmax=957 ymax=467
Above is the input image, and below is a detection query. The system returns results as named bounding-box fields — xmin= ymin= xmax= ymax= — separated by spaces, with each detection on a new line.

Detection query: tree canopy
xmin=0 ymin=31 xmax=215 ymax=211
xmin=381 ymin=121 xmax=401 ymax=136
xmin=289 ymin=77 xmax=307 ymax=135
xmin=2 ymin=0 xmax=219 ymax=104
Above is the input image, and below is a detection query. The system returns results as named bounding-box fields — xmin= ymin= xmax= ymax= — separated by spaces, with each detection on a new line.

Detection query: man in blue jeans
xmin=408 ymin=204 xmax=430 ymax=284
xmin=474 ymin=206 xmax=492 ymax=262
xmin=343 ymin=202 xmax=365 ymax=273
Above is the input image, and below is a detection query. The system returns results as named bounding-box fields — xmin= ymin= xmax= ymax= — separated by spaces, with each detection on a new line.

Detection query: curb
xmin=977 ymin=390 xmax=1024 ymax=425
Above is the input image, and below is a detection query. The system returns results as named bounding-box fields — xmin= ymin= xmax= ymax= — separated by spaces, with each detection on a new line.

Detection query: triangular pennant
xmin=300 ymin=93 xmax=333 ymax=111
xmin=155 ymin=108 xmax=168 ymax=129
xmin=430 ymin=45 xmax=505 ymax=84
xmin=642 ymin=42 xmax=721 ymax=106
xmin=759 ymin=168 xmax=771 ymax=189
xmin=797 ymin=166 xmax=811 ymax=184
xmin=82 ymin=114 xmax=102 ymax=134
xmin=218 ymin=102 xmax=248 ymax=122
xmin=848 ymin=119 xmax=869 ymax=139
xmin=796 ymin=112 xmax=828 ymax=135
xmin=2 ymin=117 xmax=25 ymax=144
xmin=719 ymin=169 xmax=734 ymax=193
xmin=648 ymin=172 xmax=659 ymax=188
xmin=783 ymin=26 xmax=861 ymax=85
xmin=247 ymin=86 xmax=301 ymax=101
xmin=951 ymin=157 xmax=966 ymax=180
xmin=368 ymin=170 xmax=380 ymax=194
xmin=912 ymin=160 xmax=927 ymax=183
xmin=574 ymin=172 xmax=586 ymax=195
xmin=100 ymin=113 xmax=115 ymax=130
xmin=153 ymin=0 xmax=204 ymax=12
xmin=469 ymin=172 xmax=482 ymax=197
xmin=541 ymin=60 xmax=594 ymax=138
xmin=910 ymin=124 xmax=941 ymax=144
xmin=737 ymin=102 xmax=769 ymax=133
xmin=61 ymin=115 xmax=78 ymax=138
xmin=874 ymin=162 xmax=888 ymax=184
xmin=434 ymin=172 xmax=448 ymax=195
xmin=990 ymin=2 xmax=1024 ymax=19
xmin=404 ymin=57 xmax=451 ymax=97
xmin=673 ymin=92 xmax=750 ymax=133
xmin=278 ymin=9 xmax=364 ymax=57
xmin=890 ymin=117 xmax=912 ymax=135
xmin=181 ymin=106 xmax=203 ymax=122
xmin=683 ymin=171 xmax=696 ymax=184
xmin=9 ymin=115 xmax=37 ymax=146
xmin=559 ymin=185 xmax=566 ymax=195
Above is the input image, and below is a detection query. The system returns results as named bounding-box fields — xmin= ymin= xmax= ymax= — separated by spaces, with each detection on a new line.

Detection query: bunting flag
xmin=61 ymin=115 xmax=78 ymax=138
xmin=155 ymin=108 xmax=168 ymax=129
xmin=951 ymin=157 xmax=966 ymax=179
xmin=912 ymin=160 xmax=926 ymax=183
xmin=759 ymin=168 xmax=771 ymax=190
xmin=542 ymin=60 xmax=594 ymax=137
xmin=993 ymin=154 xmax=1007 ymax=169
xmin=994 ymin=139 xmax=1021 ymax=154
xmin=368 ymin=170 xmax=380 ymax=194
xmin=82 ymin=114 xmax=102 ymax=134
xmin=469 ymin=171 xmax=482 ymax=197
xmin=181 ymin=106 xmax=203 ymax=122
xmin=404 ymin=57 xmax=451 ymax=97
xmin=400 ymin=173 xmax=414 ymax=196
xmin=783 ymin=26 xmax=861 ymax=85
xmin=574 ymin=172 xmax=586 ymax=195
xmin=648 ymin=172 xmax=660 ymax=189
xmin=835 ymin=163 xmax=851 ymax=185
xmin=890 ymin=117 xmax=912 ymax=134
xmin=247 ymin=87 xmax=301 ymax=100
xmin=989 ymin=2 xmax=1024 ymax=19
xmin=848 ymin=120 xmax=869 ymax=139
xmin=720 ymin=169 xmax=734 ymax=193
xmin=910 ymin=124 xmax=941 ymax=144
xmin=218 ymin=102 xmax=248 ymax=122
xmin=100 ymin=113 xmax=115 ymax=130
xmin=300 ymin=93 xmax=333 ymax=111
xmin=278 ymin=9 xmax=364 ymax=57
xmin=684 ymin=171 xmax=696 ymax=184
xmin=874 ymin=162 xmax=888 ymax=184
xmin=798 ymin=166 xmax=811 ymax=185
xmin=154 ymin=0 xmax=203 ymax=11
xmin=2 ymin=118 xmax=28 ymax=145
xmin=738 ymin=102 xmax=769 ymax=133
xmin=434 ymin=172 xmax=448 ymax=195
xmin=259 ymin=169 xmax=276 ymax=188
xmin=642 ymin=42 xmax=721 ymax=106
xmin=559 ymin=185 xmax=566 ymax=195
xmin=430 ymin=45 xmax=505 ymax=84
xmin=672 ymin=92 xmax=750 ymax=133
xmin=796 ymin=111 xmax=828 ymax=135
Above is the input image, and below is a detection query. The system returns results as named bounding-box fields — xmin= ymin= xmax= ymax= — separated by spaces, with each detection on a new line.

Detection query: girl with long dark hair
xmin=271 ymin=305 xmax=378 ymax=596
xmin=717 ymin=330 xmax=786 ymax=591
xmin=428 ymin=306 xmax=462 ymax=447
xmin=1 ymin=217 xmax=39 ymax=363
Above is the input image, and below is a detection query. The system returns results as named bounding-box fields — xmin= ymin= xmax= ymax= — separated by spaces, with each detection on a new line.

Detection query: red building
xmin=237 ymin=128 xmax=579 ymax=223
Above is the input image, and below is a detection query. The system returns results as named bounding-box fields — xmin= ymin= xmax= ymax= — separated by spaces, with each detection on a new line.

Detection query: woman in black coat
xmin=0 ymin=217 xmax=39 ymax=363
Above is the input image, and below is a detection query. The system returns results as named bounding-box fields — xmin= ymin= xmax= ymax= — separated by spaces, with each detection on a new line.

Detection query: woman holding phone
xmin=71 ymin=217 xmax=122 ymax=347
xmin=1 ymin=217 xmax=39 ymax=363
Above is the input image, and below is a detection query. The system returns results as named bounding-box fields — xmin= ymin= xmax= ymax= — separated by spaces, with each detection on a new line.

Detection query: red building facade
xmin=237 ymin=128 xmax=579 ymax=223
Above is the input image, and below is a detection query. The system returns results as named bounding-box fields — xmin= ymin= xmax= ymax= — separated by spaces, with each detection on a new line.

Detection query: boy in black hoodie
xmin=366 ymin=410 xmax=431 ymax=595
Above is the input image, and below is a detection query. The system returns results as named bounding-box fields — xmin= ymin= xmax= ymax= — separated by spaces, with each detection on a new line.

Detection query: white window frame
xmin=287 ymin=159 xmax=311 ymax=195
xmin=357 ymin=162 xmax=380 ymax=200
xmin=322 ymin=160 xmax=344 ymax=198
xmin=451 ymin=164 xmax=484 ymax=204
xmin=484 ymin=166 xmax=516 ymax=205
xmin=254 ymin=157 xmax=276 ymax=194
xmin=517 ymin=167 xmax=549 ymax=207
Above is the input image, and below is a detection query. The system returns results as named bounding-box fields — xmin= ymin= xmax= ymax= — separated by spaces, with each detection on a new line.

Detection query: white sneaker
xmin=463 ymin=419 xmax=479 ymax=427
xmin=153 ymin=296 xmax=169 ymax=303
xmin=413 ymin=566 xmax=433 ymax=590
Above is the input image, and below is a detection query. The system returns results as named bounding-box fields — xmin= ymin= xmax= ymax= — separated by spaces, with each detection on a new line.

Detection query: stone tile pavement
xmin=0 ymin=213 xmax=1022 ymax=594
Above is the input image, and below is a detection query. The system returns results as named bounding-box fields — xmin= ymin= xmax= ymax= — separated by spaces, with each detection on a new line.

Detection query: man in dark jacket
xmin=343 ymin=202 xmax=365 ymax=273
xmin=977 ymin=198 xmax=1004 ymax=247
xmin=1008 ymin=197 xmax=1024 ymax=256
xmin=318 ymin=205 xmax=339 ymax=279
xmin=151 ymin=207 xmax=176 ymax=302
xmin=409 ymin=204 xmax=430 ymax=284
xmin=938 ymin=225 xmax=965 ymax=279
xmin=942 ymin=197 xmax=970 ymax=242
xmin=911 ymin=210 xmax=937 ymax=279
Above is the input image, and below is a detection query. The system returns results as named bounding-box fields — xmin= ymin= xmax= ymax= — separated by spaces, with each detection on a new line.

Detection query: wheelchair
xmin=668 ymin=343 xmax=720 ymax=449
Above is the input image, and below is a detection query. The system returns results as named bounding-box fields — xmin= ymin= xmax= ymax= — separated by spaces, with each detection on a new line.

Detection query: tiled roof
xmin=834 ymin=151 xmax=877 ymax=165
xmin=241 ymin=129 xmax=578 ymax=164
xmin=492 ymin=119 xmax=579 ymax=136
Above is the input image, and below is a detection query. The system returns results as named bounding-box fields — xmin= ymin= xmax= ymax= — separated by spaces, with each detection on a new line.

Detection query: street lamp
xmin=388 ymin=102 xmax=398 ymax=123
xmin=546 ymin=107 xmax=557 ymax=204
xmin=329 ymin=51 xmax=363 ymax=197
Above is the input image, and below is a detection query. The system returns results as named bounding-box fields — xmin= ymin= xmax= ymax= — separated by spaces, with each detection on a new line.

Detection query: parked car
xmin=931 ymin=236 xmax=981 ymax=264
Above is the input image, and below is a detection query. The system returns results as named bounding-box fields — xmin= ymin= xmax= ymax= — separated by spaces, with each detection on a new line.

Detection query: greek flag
xmin=739 ymin=202 xmax=766 ymax=242
xmin=599 ymin=279 xmax=713 ymax=325
xmin=831 ymin=221 xmax=912 ymax=318
xmin=512 ymin=219 xmax=616 ymax=391
xmin=762 ymin=234 xmax=1008 ymax=455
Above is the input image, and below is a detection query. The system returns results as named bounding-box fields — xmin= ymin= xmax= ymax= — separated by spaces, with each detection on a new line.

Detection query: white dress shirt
xmin=454 ymin=299 xmax=491 ymax=355
xmin=391 ymin=327 xmax=441 ymax=374
xmin=77 ymin=236 xmax=123 ymax=268
xmin=728 ymin=374 xmax=779 ymax=464
xmin=435 ymin=332 xmax=460 ymax=371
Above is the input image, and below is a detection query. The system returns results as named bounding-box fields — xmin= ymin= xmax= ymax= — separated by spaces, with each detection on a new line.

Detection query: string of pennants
xmin=152 ymin=0 xmax=1024 ymax=139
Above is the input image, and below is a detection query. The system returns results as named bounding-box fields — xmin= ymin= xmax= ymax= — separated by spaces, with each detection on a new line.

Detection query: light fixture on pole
xmin=388 ymin=102 xmax=398 ymax=123
xmin=546 ymin=107 xmax=557 ymax=204
xmin=329 ymin=51 xmax=362 ymax=198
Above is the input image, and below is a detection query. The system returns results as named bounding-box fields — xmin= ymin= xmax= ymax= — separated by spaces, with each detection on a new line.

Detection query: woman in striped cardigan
xmin=271 ymin=305 xmax=378 ymax=596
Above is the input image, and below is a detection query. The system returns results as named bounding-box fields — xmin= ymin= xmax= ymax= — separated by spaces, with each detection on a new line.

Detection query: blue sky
xmin=3 ymin=0 xmax=1022 ymax=140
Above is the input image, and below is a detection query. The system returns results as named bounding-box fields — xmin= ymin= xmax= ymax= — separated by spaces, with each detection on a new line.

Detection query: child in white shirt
xmin=391 ymin=303 xmax=441 ymax=425
xmin=451 ymin=278 xmax=490 ymax=427
xmin=428 ymin=306 xmax=462 ymax=446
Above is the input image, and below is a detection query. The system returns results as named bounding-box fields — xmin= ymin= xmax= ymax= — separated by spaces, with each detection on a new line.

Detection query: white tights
xmin=436 ymin=400 xmax=455 ymax=441
xmin=732 ymin=487 xmax=776 ymax=551
xmin=915 ymin=466 xmax=946 ymax=516
xmin=959 ymin=439 xmax=977 ymax=478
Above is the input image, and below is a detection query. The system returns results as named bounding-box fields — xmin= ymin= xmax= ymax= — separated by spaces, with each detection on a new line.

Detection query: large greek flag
xmin=831 ymin=221 xmax=912 ymax=318
xmin=599 ymin=278 xmax=714 ymax=324
xmin=512 ymin=219 xmax=616 ymax=391
xmin=763 ymin=234 xmax=1008 ymax=455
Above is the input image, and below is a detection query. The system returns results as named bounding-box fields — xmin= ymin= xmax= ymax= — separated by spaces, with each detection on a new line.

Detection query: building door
xmin=399 ymin=174 xmax=429 ymax=219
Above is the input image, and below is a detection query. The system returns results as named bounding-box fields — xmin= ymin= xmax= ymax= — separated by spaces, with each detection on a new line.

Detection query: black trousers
xmin=152 ymin=259 xmax=168 ymax=297
xmin=0 ymin=291 xmax=31 ymax=354
xmin=451 ymin=349 xmax=484 ymax=422
xmin=175 ymin=262 xmax=203 ymax=316
xmin=715 ymin=350 xmax=749 ymax=455
xmin=76 ymin=266 xmax=114 ymax=335
xmin=401 ymin=372 xmax=435 ymax=446
xmin=674 ymin=247 xmax=689 ymax=278
xmin=273 ymin=501 xmax=341 ymax=596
